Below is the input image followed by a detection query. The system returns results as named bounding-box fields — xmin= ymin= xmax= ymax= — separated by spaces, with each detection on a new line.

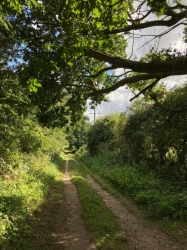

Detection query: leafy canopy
xmin=0 ymin=0 xmax=187 ymax=124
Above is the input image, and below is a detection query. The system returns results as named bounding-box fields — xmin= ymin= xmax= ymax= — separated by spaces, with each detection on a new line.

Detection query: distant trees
xmin=86 ymin=83 xmax=187 ymax=182
xmin=87 ymin=113 xmax=126 ymax=156
xmin=67 ymin=116 xmax=90 ymax=150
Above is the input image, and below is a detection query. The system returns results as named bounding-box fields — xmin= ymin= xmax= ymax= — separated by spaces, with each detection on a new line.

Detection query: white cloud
xmin=163 ymin=75 xmax=187 ymax=89
xmin=114 ymin=68 xmax=124 ymax=75
xmin=85 ymin=87 xmax=134 ymax=122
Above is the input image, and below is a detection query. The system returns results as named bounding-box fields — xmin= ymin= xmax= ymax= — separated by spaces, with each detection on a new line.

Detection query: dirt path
xmin=34 ymin=157 xmax=187 ymax=250
xmin=51 ymin=156 xmax=96 ymax=250
xmin=87 ymin=174 xmax=187 ymax=250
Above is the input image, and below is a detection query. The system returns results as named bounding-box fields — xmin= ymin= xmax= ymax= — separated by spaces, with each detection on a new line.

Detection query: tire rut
xmin=54 ymin=157 xmax=96 ymax=250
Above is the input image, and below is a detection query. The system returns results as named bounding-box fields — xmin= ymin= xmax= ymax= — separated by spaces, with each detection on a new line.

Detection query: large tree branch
xmin=86 ymin=49 xmax=187 ymax=75
xmin=95 ymin=73 xmax=170 ymax=95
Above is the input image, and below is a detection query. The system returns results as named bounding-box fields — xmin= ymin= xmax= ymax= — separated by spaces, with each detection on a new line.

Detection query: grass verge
xmin=0 ymin=152 xmax=65 ymax=250
xmin=68 ymin=154 xmax=128 ymax=250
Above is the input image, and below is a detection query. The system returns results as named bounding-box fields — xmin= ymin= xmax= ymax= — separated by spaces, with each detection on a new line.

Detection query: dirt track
xmin=35 ymin=157 xmax=187 ymax=250
xmin=50 ymin=156 xmax=97 ymax=250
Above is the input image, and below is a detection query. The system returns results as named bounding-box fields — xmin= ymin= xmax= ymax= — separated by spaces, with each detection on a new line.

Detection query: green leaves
xmin=27 ymin=78 xmax=41 ymax=92
xmin=147 ymin=0 xmax=167 ymax=16
xmin=93 ymin=8 xmax=101 ymax=18
xmin=0 ymin=0 xmax=186 ymax=130
xmin=1 ymin=0 xmax=39 ymax=13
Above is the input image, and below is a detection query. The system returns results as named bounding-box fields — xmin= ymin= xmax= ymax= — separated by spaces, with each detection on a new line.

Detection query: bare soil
xmin=34 ymin=157 xmax=187 ymax=250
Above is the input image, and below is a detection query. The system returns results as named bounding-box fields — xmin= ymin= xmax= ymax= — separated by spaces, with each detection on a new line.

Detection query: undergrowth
xmin=0 ymin=152 xmax=65 ymax=250
xmin=81 ymin=153 xmax=187 ymax=219
xmin=68 ymin=155 xmax=128 ymax=250
xmin=78 ymin=150 xmax=187 ymax=241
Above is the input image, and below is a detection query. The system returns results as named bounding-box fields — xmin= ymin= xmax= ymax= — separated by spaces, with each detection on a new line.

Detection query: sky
xmin=85 ymin=3 xmax=187 ymax=122
xmin=86 ymin=87 xmax=133 ymax=122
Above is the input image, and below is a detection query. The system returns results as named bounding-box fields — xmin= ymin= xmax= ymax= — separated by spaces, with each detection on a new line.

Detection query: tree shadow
xmin=51 ymin=152 xmax=66 ymax=173
xmin=0 ymin=195 xmax=24 ymax=214
xmin=63 ymin=146 xmax=77 ymax=154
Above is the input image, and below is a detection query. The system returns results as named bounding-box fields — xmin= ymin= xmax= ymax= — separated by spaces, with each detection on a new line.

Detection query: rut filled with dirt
xmin=87 ymin=174 xmax=187 ymax=250
xmin=51 ymin=156 xmax=97 ymax=250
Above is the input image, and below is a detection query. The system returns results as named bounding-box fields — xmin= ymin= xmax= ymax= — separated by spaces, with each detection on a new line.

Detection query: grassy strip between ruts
xmin=68 ymin=154 xmax=128 ymax=250
xmin=0 ymin=152 xmax=65 ymax=250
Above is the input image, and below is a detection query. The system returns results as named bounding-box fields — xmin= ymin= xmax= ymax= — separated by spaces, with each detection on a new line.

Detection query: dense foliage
xmin=86 ymin=83 xmax=187 ymax=182
xmin=87 ymin=113 xmax=126 ymax=156
xmin=77 ymin=83 xmax=187 ymax=220
xmin=66 ymin=116 xmax=90 ymax=150
xmin=0 ymin=0 xmax=186 ymax=126
xmin=0 ymin=128 xmax=67 ymax=249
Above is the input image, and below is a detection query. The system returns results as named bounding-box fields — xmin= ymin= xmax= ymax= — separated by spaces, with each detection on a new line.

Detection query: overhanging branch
xmin=129 ymin=78 xmax=161 ymax=102
xmin=95 ymin=73 xmax=169 ymax=95
xmin=86 ymin=49 xmax=187 ymax=75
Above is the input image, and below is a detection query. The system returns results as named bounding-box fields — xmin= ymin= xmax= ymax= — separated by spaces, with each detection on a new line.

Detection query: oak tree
xmin=0 ymin=0 xmax=187 ymax=124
